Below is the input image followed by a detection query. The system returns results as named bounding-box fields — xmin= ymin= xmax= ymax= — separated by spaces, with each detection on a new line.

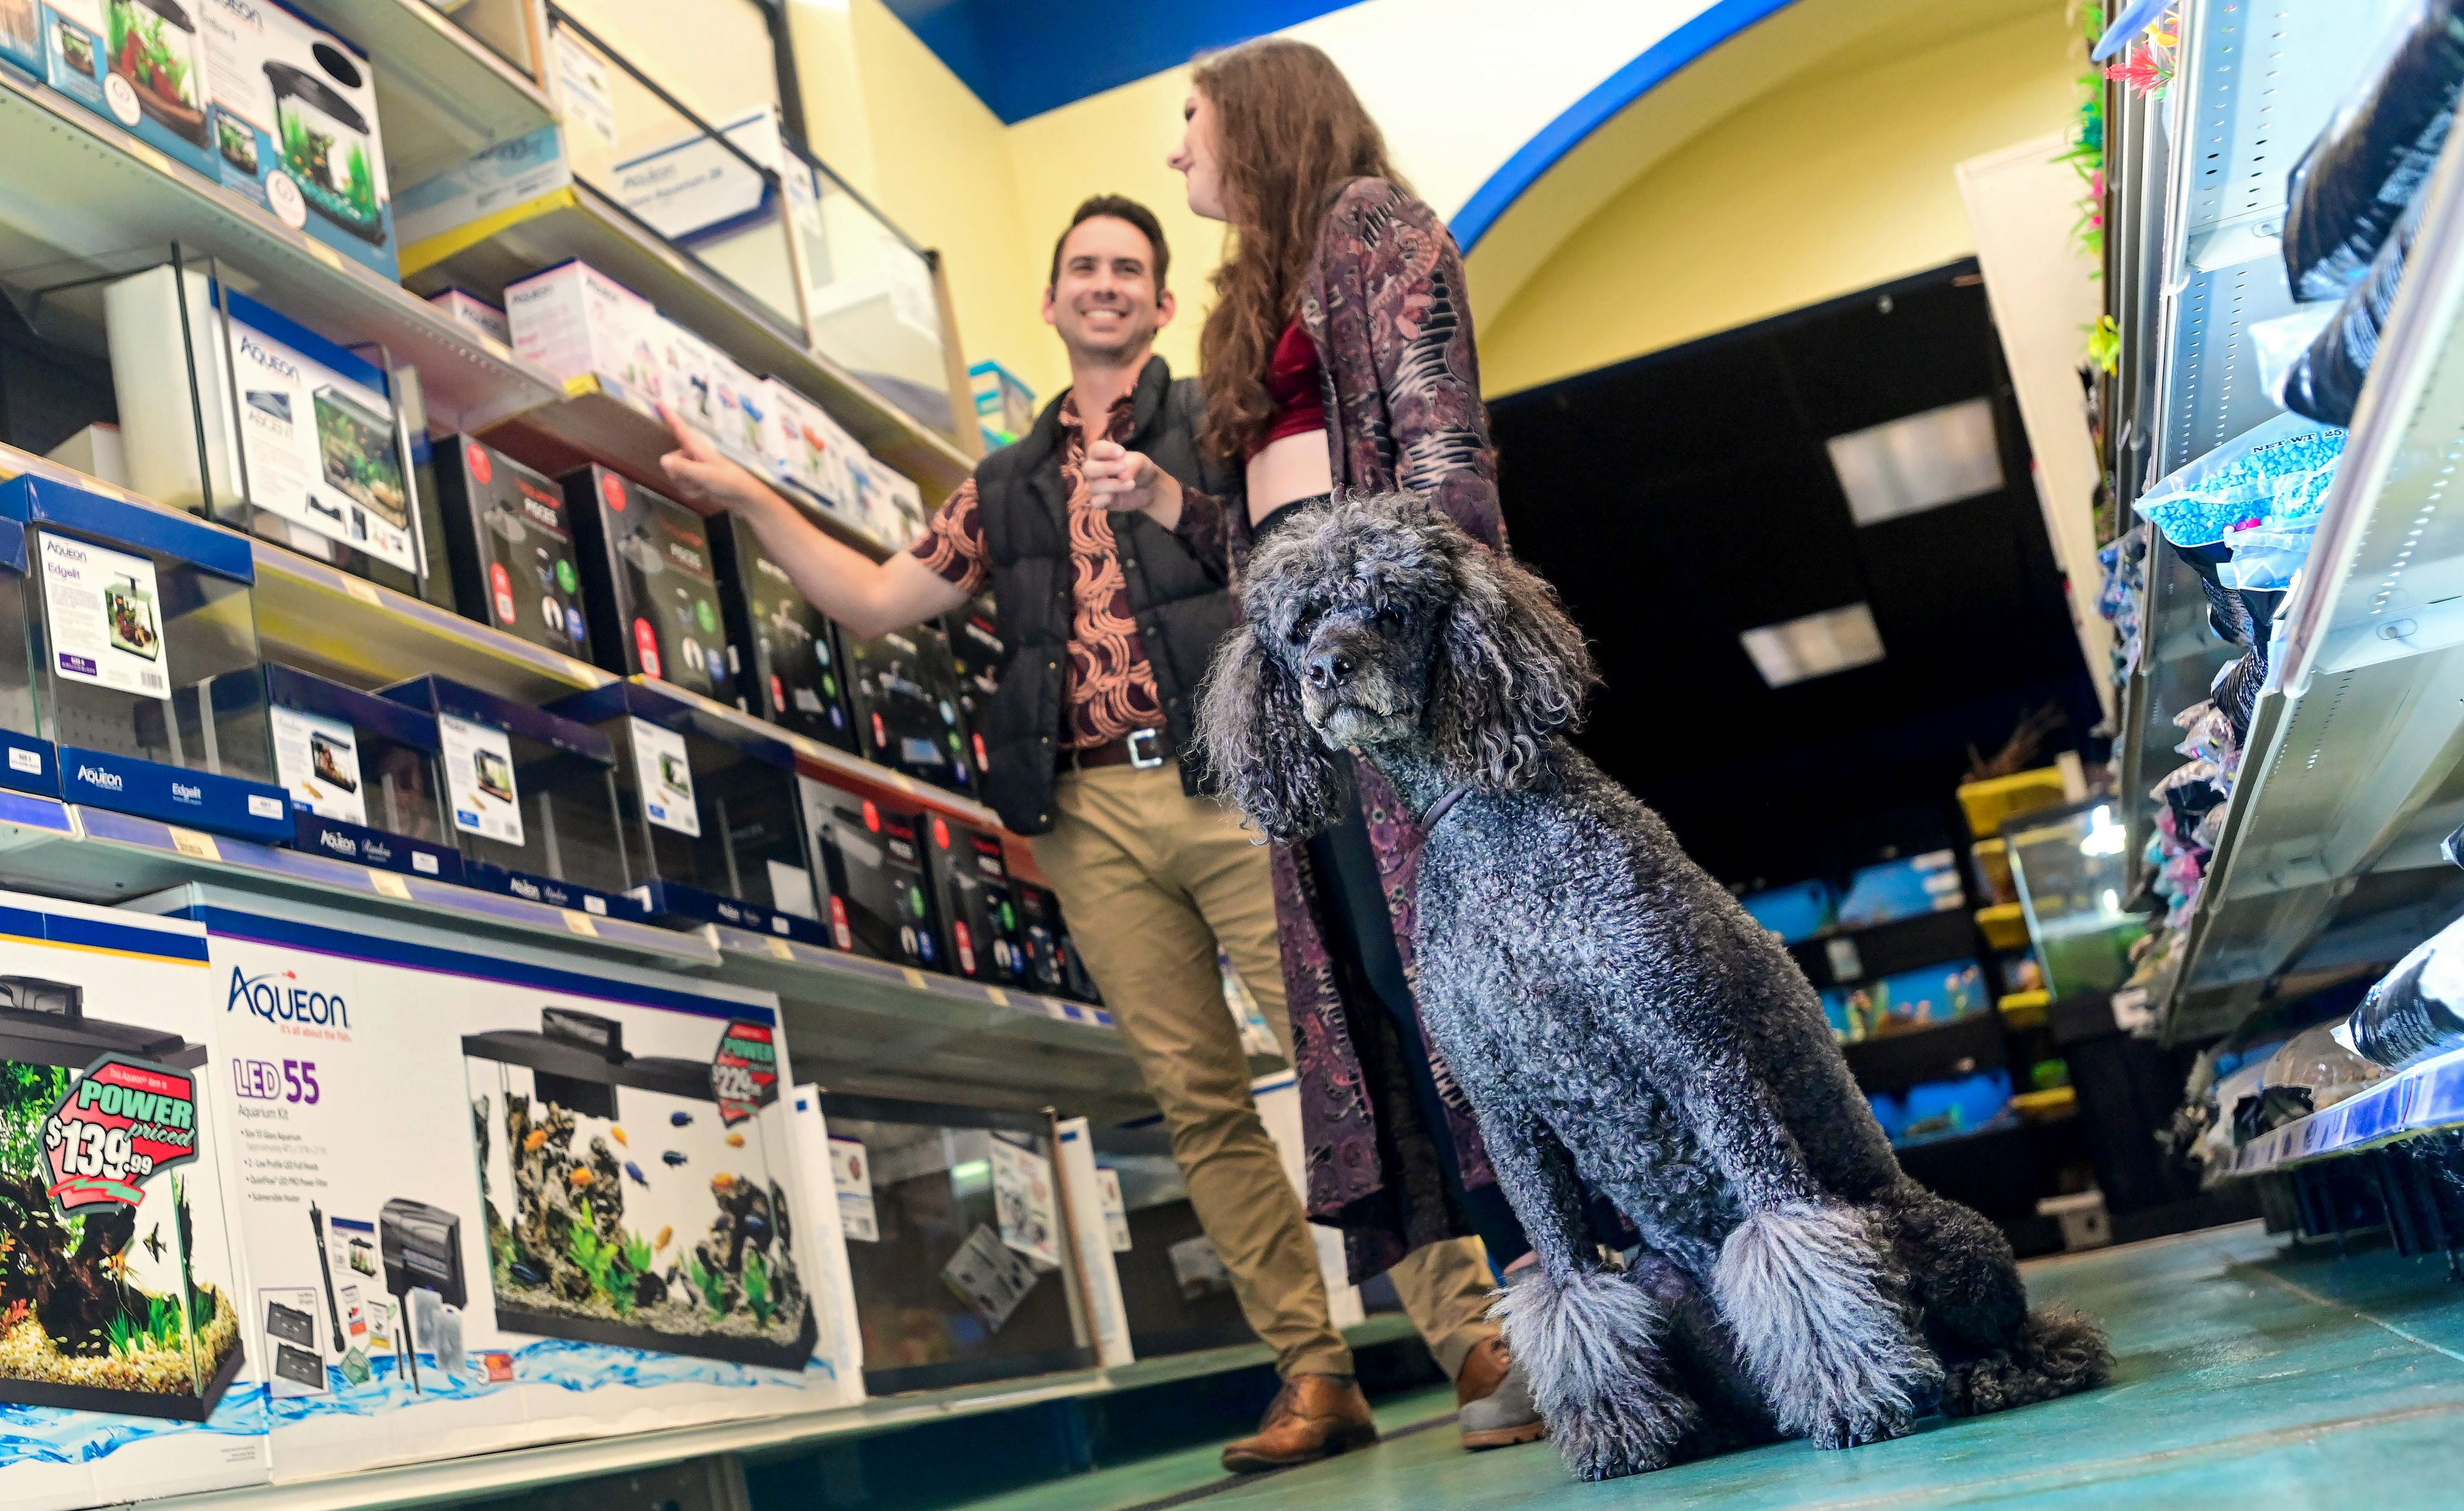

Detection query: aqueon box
xmin=710 ymin=510 xmax=853 ymax=750
xmin=264 ymin=662 xmax=461 ymax=880
xmin=42 ymin=0 xmax=223 ymax=183
xmin=1 ymin=474 xmax=289 ymax=841
xmin=199 ymin=0 xmax=398 ymax=277
xmin=842 ymin=621 xmax=966 ymax=794
xmin=504 ymin=259 xmax=665 ymax=402
xmin=0 ymin=513 xmax=64 ymax=797
xmin=430 ymin=436 xmax=588 ymax=658
xmin=564 ymin=465 xmax=735 ymax=706
xmin=796 ymin=768 xmax=939 ymax=969
xmin=549 ymin=679 xmax=828 ymax=945
xmin=379 ymin=674 xmax=637 ymax=918
xmin=922 ymin=812 xmax=1025 ymax=986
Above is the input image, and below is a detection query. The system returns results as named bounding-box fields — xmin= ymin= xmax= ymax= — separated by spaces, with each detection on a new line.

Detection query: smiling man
xmin=658 ymin=194 xmax=1534 ymax=1470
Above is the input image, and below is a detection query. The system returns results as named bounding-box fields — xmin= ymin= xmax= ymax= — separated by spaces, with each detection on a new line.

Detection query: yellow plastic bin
xmin=1957 ymin=766 xmax=2073 ymax=841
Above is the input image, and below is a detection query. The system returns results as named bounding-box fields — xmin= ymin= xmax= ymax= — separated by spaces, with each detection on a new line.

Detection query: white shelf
xmin=280 ymin=0 xmax=558 ymax=189
xmin=2223 ymin=1046 xmax=2464 ymax=1176
xmin=0 ymin=61 xmax=561 ymax=434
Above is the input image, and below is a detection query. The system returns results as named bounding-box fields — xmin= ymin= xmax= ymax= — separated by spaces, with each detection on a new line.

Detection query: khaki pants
xmin=1032 ymin=761 xmax=1498 ymax=1379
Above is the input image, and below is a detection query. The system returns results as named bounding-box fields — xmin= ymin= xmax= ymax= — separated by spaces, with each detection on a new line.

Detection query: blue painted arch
xmin=1448 ymin=0 xmax=1801 ymax=253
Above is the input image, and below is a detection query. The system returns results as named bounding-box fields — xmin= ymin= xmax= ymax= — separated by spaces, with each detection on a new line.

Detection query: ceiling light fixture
xmin=1826 ymin=398 xmax=2005 ymax=525
xmin=1739 ymin=603 xmax=1886 ymax=688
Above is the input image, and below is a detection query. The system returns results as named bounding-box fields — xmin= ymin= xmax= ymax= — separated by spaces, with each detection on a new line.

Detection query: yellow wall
xmin=1477 ymin=7 xmax=2080 ymax=395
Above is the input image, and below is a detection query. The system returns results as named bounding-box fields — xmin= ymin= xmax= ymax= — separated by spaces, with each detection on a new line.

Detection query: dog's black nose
xmin=1306 ymin=650 xmax=1354 ymax=690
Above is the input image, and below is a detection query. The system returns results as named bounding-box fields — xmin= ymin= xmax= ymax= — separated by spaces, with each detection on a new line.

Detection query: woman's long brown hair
xmin=1192 ymin=38 xmax=1404 ymax=463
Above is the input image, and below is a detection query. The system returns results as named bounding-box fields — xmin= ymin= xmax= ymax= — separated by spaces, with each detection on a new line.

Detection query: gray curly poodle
xmin=1197 ymin=494 xmax=2109 ymax=1481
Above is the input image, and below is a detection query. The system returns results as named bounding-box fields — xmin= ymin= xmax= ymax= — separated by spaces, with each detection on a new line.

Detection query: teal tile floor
xmin=952 ymin=1222 xmax=2464 ymax=1510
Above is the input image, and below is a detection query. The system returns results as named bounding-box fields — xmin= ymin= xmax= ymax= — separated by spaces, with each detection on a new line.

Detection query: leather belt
xmin=1059 ymin=728 xmax=1173 ymax=772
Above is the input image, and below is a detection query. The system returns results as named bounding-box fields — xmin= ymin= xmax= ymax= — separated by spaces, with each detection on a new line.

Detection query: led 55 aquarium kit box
xmin=106 ymin=267 xmax=424 ymax=596
xmin=0 ymin=515 xmax=65 ymax=798
xmin=549 ymin=679 xmax=826 ymax=944
xmin=565 ymin=465 xmax=735 ymax=704
xmin=843 ymin=622 xmax=966 ymax=794
xmin=1 ymin=475 xmax=289 ymax=841
xmin=199 ymin=0 xmax=397 ymax=277
xmin=41 ymin=0 xmax=222 ymax=182
xmin=796 ymin=767 xmax=939 ymax=969
xmin=709 ymin=511 xmax=853 ymax=749
xmin=431 ymin=436 xmax=588 ymax=658
xmin=379 ymin=674 xmax=638 ymax=919
xmin=922 ymin=813 xmax=1025 ymax=986
xmin=263 ymin=663 xmax=461 ymax=880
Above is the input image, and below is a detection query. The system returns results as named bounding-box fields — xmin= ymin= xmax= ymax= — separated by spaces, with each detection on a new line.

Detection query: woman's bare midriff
xmin=1246 ymin=430 xmax=1335 ymax=524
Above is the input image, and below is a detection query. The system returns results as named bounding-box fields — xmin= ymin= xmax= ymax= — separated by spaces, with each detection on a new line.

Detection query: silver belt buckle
xmin=1126 ymin=728 xmax=1165 ymax=770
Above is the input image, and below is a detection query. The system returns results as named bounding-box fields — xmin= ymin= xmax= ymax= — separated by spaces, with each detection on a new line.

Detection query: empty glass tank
xmin=2005 ymin=799 xmax=2148 ymax=998
xmin=0 ymin=514 xmax=59 ymax=796
xmin=815 ymin=1093 xmax=1090 ymax=1394
xmin=464 ymin=1007 xmax=815 ymax=1367
xmin=1086 ymin=1125 xmax=1251 ymax=1360
xmin=264 ymin=663 xmax=459 ymax=879
xmin=2 ymin=474 xmax=288 ymax=841
xmin=379 ymin=675 xmax=634 ymax=916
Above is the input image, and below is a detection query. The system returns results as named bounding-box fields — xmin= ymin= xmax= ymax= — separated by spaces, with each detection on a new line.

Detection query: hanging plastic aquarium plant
xmin=0 ymin=981 xmax=243 ymax=1419
xmin=463 ymin=1007 xmax=814 ymax=1368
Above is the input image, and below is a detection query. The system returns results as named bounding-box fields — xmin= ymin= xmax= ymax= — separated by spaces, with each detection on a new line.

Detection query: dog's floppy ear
xmin=1427 ymin=542 xmax=1596 ymax=790
xmin=1196 ymin=624 xmax=1342 ymax=842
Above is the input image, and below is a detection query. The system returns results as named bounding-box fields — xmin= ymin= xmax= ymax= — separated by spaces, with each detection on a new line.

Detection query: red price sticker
xmin=44 ymin=1055 xmax=201 ymax=1214
xmin=710 ymin=1021 xmax=779 ymax=1127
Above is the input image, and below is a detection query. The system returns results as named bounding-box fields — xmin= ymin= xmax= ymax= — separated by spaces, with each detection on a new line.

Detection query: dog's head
xmin=1196 ymin=493 xmax=1596 ymax=842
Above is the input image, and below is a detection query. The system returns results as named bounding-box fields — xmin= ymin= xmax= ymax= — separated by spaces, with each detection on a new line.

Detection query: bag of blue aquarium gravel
xmin=2135 ymin=414 xmax=2348 ymax=549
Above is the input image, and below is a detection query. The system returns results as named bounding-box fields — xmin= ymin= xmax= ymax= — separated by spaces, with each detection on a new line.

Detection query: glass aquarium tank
xmin=264 ymin=663 xmax=460 ymax=879
xmin=463 ymin=1007 xmax=815 ymax=1368
xmin=796 ymin=769 xmax=939 ymax=969
xmin=379 ymin=675 xmax=637 ymax=917
xmin=1 ymin=474 xmax=289 ymax=841
xmin=814 ymin=1092 xmax=1090 ymax=1395
xmin=1086 ymin=1125 xmax=1251 ymax=1360
xmin=2005 ymin=799 xmax=2149 ymax=998
xmin=0 ymin=982 xmax=243 ymax=1418
xmin=548 ymin=679 xmax=826 ymax=943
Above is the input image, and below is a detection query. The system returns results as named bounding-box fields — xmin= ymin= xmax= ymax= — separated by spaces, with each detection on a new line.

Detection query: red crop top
xmin=1249 ymin=318 xmax=1328 ymax=459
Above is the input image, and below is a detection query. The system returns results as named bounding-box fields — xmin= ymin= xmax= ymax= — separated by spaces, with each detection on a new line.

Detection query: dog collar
xmin=1413 ymin=783 xmax=1475 ymax=846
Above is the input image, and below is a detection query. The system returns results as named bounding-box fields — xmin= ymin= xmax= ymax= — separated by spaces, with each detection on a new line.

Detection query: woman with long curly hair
xmin=1110 ymin=32 xmax=1546 ymax=1462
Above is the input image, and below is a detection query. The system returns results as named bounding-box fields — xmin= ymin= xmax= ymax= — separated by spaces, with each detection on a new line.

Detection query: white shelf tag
xmin=167 ymin=827 xmax=220 ymax=862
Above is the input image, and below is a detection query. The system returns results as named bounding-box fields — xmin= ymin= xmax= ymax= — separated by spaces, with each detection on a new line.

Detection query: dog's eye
xmin=1285 ymin=612 xmax=1314 ymax=646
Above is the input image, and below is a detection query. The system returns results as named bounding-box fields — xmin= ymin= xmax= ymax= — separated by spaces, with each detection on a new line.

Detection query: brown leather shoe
xmin=1456 ymin=1335 xmax=1546 ymax=1449
xmin=1220 ymin=1373 xmax=1381 ymax=1473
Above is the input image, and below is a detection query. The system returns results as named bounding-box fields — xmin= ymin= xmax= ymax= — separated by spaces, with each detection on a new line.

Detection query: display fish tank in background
xmin=0 ymin=980 xmax=243 ymax=1419
xmin=2005 ymin=800 xmax=2148 ymax=998
xmin=463 ymin=1007 xmax=814 ymax=1369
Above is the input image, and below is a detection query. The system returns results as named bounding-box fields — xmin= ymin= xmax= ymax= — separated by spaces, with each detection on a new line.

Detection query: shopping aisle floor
xmin=950 ymin=1222 xmax=2464 ymax=1510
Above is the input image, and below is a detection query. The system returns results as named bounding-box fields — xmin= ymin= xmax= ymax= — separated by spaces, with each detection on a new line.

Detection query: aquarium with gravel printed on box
xmin=463 ymin=1007 xmax=814 ymax=1369
xmin=815 ymin=1094 xmax=1089 ymax=1396
xmin=0 ymin=982 xmax=242 ymax=1418
xmin=381 ymin=674 xmax=638 ymax=917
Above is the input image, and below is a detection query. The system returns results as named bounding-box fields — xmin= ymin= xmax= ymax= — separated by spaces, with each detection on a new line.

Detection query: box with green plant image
xmin=196 ymin=0 xmax=397 ymax=278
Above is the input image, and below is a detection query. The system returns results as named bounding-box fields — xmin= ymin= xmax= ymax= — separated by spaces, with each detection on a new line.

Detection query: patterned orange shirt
xmin=907 ymin=388 xmax=1165 ymax=749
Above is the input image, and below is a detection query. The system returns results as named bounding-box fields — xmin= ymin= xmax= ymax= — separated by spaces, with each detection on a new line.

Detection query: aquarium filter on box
xmin=200 ymin=0 xmax=397 ymax=276
xmin=798 ymin=769 xmax=939 ymax=968
xmin=843 ymin=622 xmax=967 ymax=793
xmin=378 ymin=674 xmax=639 ymax=919
xmin=548 ymin=679 xmax=829 ymax=944
xmin=1 ymin=475 xmax=289 ymax=841
xmin=264 ymin=663 xmax=461 ymax=880
xmin=431 ymin=436 xmax=588 ymax=658
xmin=463 ymin=1007 xmax=817 ymax=1369
xmin=1014 ymin=882 xmax=1098 ymax=1003
xmin=565 ymin=465 xmax=735 ymax=704
xmin=945 ymin=598 xmax=998 ymax=781
xmin=41 ymin=0 xmax=222 ymax=182
xmin=923 ymin=813 xmax=1025 ymax=985
xmin=105 ymin=268 xmax=425 ymax=597
xmin=710 ymin=511 xmax=853 ymax=749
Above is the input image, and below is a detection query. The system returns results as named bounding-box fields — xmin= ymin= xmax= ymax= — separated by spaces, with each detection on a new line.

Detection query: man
xmin=658 ymin=196 xmax=1537 ymax=1467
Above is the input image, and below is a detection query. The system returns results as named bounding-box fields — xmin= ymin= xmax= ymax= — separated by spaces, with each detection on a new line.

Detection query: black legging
xmin=1305 ymin=780 xmax=1533 ymax=1274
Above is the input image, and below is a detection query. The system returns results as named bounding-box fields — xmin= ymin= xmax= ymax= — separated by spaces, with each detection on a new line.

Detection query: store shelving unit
xmin=2105 ymin=0 xmax=2464 ymax=1041
xmin=2224 ymin=1047 xmax=2464 ymax=1177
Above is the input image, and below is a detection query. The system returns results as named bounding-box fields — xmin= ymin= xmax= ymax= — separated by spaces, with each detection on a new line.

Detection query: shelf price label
xmin=44 ymin=1055 xmax=201 ymax=1215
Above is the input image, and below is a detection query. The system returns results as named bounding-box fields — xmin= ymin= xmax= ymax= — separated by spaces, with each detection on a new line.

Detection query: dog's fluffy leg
xmin=1940 ymin=1308 xmax=2112 ymax=1417
xmin=1713 ymin=1200 xmax=1943 ymax=1449
xmin=1494 ymin=1265 xmax=1698 ymax=1481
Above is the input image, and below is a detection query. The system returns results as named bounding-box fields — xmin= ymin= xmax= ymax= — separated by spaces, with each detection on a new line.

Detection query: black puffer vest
xmin=973 ymin=357 xmax=1240 ymax=835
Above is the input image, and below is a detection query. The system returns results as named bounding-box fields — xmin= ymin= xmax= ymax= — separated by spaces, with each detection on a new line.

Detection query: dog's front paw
xmin=1806 ymin=1400 xmax=1913 ymax=1451
xmin=1554 ymin=1392 xmax=1700 ymax=1481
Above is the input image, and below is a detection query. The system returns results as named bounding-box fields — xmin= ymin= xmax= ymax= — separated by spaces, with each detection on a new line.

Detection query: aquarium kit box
xmin=796 ymin=767 xmax=939 ymax=969
xmin=1 ymin=475 xmax=291 ymax=841
xmin=40 ymin=0 xmax=223 ymax=183
xmin=709 ymin=511 xmax=853 ymax=749
xmin=106 ymin=268 xmax=424 ymax=597
xmin=843 ymin=620 xmax=966 ymax=794
xmin=1836 ymin=849 xmax=1966 ymax=928
xmin=0 ymin=891 xmax=270 ymax=1511
xmin=126 ymin=884 xmax=845 ymax=1480
xmin=1013 ymin=882 xmax=1098 ymax=1004
xmin=430 ymin=436 xmax=588 ymax=660
xmin=198 ymin=0 xmax=398 ymax=277
xmin=0 ymin=0 xmax=40 ymax=76
xmin=760 ymin=377 xmax=862 ymax=526
xmin=1825 ymin=960 xmax=1987 ymax=1043
xmin=945 ymin=597 xmax=998 ymax=781
xmin=783 ymin=1087 xmax=869 ymax=1398
xmin=379 ymin=674 xmax=640 ymax=919
xmin=549 ymin=679 xmax=830 ymax=946
xmin=564 ymin=465 xmax=735 ymax=705
xmin=505 ymin=259 xmax=665 ymax=402
xmin=427 ymin=287 xmax=509 ymax=346
xmin=850 ymin=454 xmax=924 ymax=549
xmin=264 ymin=663 xmax=462 ymax=880
xmin=1740 ymin=879 xmax=1836 ymax=944
xmin=922 ymin=812 xmax=1025 ymax=986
